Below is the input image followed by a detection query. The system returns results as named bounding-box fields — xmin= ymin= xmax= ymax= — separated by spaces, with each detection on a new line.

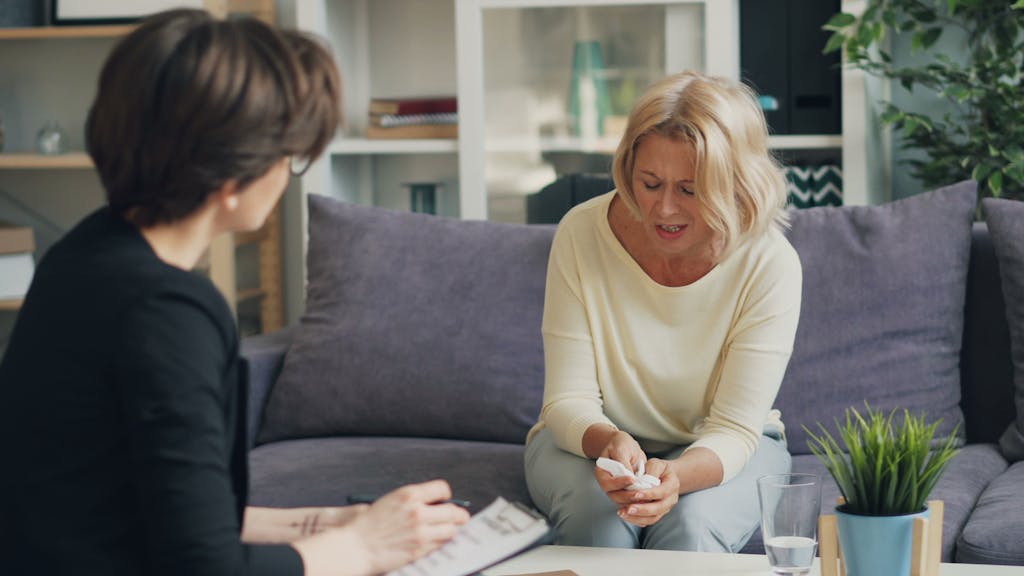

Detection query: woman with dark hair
xmin=0 ymin=9 xmax=467 ymax=575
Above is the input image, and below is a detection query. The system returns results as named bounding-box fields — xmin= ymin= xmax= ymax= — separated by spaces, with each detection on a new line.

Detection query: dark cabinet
xmin=740 ymin=0 xmax=842 ymax=135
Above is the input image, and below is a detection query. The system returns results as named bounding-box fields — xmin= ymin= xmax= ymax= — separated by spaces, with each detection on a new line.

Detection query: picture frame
xmin=52 ymin=0 xmax=204 ymax=26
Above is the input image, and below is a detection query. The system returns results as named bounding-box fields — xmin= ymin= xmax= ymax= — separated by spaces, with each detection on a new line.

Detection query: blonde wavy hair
xmin=611 ymin=71 xmax=789 ymax=257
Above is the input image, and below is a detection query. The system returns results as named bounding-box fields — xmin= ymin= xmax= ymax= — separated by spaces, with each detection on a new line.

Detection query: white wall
xmin=888 ymin=25 xmax=968 ymax=200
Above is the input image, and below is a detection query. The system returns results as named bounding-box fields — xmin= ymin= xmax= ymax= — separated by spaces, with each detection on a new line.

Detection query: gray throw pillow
xmin=777 ymin=181 xmax=977 ymax=454
xmin=982 ymin=197 xmax=1024 ymax=462
xmin=258 ymin=195 xmax=555 ymax=445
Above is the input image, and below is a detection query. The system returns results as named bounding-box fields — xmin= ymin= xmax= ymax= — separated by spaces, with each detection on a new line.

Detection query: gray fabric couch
xmin=243 ymin=180 xmax=1024 ymax=565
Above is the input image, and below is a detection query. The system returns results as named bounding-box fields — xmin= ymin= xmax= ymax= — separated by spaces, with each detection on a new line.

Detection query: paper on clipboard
xmin=386 ymin=497 xmax=553 ymax=576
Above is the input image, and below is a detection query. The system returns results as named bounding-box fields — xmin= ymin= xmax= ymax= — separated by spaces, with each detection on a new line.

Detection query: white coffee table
xmin=483 ymin=545 xmax=1024 ymax=576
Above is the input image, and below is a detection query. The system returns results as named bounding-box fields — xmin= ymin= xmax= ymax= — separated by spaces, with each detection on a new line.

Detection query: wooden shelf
xmin=236 ymin=288 xmax=266 ymax=303
xmin=0 ymin=26 xmax=134 ymax=40
xmin=0 ymin=299 xmax=23 ymax=311
xmin=0 ymin=153 xmax=94 ymax=169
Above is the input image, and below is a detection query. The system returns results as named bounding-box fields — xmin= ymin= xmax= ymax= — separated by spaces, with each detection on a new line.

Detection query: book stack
xmin=0 ymin=224 xmax=35 ymax=302
xmin=367 ymin=96 xmax=458 ymax=140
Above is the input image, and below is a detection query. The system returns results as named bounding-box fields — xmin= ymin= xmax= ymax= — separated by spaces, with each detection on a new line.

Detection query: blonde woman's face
xmin=631 ymin=134 xmax=714 ymax=260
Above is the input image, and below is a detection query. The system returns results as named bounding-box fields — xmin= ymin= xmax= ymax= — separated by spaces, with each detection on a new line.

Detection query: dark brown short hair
xmin=86 ymin=9 xmax=342 ymax=226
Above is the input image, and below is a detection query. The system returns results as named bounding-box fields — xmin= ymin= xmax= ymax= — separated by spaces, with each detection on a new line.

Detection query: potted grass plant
xmin=805 ymin=404 xmax=960 ymax=576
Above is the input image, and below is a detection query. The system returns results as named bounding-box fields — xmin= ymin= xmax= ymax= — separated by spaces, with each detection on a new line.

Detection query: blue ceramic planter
xmin=836 ymin=506 xmax=930 ymax=576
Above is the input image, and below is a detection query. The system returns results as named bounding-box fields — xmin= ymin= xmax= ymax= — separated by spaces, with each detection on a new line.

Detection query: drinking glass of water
xmin=757 ymin=473 xmax=821 ymax=576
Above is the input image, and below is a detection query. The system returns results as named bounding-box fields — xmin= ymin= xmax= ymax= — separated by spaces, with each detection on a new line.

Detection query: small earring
xmin=225 ymin=195 xmax=239 ymax=210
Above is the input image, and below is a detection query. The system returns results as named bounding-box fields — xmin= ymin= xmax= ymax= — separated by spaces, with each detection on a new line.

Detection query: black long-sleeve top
xmin=0 ymin=208 xmax=302 ymax=575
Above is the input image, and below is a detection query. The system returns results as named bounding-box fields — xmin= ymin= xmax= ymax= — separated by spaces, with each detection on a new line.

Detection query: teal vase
xmin=836 ymin=506 xmax=930 ymax=576
xmin=568 ymin=40 xmax=612 ymax=139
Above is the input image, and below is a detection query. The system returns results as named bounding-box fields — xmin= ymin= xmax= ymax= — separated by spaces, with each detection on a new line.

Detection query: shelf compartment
xmin=0 ymin=26 xmax=134 ymax=40
xmin=473 ymin=2 xmax=708 ymax=221
xmin=0 ymin=153 xmax=94 ymax=169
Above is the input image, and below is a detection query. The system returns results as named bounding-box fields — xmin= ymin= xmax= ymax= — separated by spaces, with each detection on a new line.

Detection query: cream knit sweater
xmin=527 ymin=191 xmax=802 ymax=483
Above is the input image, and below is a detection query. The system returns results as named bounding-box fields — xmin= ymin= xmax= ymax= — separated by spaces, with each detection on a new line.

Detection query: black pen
xmin=346 ymin=493 xmax=472 ymax=510
xmin=437 ymin=498 xmax=472 ymax=510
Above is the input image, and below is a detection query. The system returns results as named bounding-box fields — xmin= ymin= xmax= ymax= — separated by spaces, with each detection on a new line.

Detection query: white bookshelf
xmin=284 ymin=0 xmax=885 ymax=317
xmin=291 ymin=0 xmax=881 ymax=214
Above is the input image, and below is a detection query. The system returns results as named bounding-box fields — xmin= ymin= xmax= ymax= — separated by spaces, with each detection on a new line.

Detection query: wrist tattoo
xmin=292 ymin=511 xmax=323 ymax=536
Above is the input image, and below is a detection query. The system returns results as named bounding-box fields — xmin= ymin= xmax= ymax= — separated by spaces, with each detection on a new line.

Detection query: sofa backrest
xmin=255 ymin=184 xmax=1017 ymax=452
xmin=960 ymin=222 xmax=1017 ymax=444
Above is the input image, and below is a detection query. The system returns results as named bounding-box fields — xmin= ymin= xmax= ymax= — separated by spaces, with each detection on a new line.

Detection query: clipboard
xmin=386 ymin=497 xmax=557 ymax=576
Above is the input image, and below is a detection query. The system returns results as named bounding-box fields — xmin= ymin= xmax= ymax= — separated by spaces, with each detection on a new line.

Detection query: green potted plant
xmin=822 ymin=0 xmax=1024 ymax=200
xmin=805 ymin=404 xmax=960 ymax=576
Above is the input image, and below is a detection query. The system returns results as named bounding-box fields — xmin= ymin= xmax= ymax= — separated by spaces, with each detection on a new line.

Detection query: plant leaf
xmin=990 ymin=170 xmax=1004 ymax=195
xmin=824 ymin=31 xmax=847 ymax=55
xmin=921 ymin=27 xmax=943 ymax=50
xmin=973 ymin=163 xmax=995 ymax=182
xmin=824 ymin=12 xmax=857 ymax=30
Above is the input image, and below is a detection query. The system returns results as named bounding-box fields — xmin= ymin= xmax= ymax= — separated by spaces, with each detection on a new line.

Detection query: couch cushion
xmin=258 ymin=196 xmax=555 ymax=445
xmin=983 ymin=198 xmax=1024 ymax=462
xmin=777 ymin=181 xmax=977 ymax=455
xmin=740 ymin=444 xmax=1007 ymax=561
xmin=248 ymin=437 xmax=531 ymax=514
xmin=957 ymin=460 xmax=1024 ymax=565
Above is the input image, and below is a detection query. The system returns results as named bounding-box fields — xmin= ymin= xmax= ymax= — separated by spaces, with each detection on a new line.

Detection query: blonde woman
xmin=524 ymin=71 xmax=802 ymax=551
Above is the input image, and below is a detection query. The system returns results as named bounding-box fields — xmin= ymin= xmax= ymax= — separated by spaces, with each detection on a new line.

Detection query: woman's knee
xmin=524 ymin=432 xmax=640 ymax=548
xmin=758 ymin=435 xmax=792 ymax=474
xmin=642 ymin=435 xmax=791 ymax=551
xmin=645 ymin=492 xmax=754 ymax=552
xmin=524 ymin=430 xmax=603 ymax=512
xmin=552 ymin=500 xmax=639 ymax=548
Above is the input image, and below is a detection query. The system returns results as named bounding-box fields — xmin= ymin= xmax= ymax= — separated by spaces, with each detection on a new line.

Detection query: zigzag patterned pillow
xmin=785 ymin=164 xmax=842 ymax=208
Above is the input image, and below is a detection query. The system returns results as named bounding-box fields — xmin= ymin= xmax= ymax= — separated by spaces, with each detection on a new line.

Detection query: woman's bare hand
xmin=351 ymin=480 xmax=471 ymax=574
xmin=599 ymin=431 xmax=646 ymax=472
xmin=614 ymin=458 xmax=681 ymax=527
xmin=594 ymin=431 xmax=649 ymax=506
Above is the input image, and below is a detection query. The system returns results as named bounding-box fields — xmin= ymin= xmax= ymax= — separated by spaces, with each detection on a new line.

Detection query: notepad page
xmin=387 ymin=497 xmax=550 ymax=576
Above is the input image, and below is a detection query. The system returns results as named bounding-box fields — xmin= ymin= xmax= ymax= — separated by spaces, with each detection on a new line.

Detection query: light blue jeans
xmin=524 ymin=428 xmax=791 ymax=551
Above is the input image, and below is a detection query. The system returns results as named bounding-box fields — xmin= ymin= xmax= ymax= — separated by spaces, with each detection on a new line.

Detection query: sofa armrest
xmin=241 ymin=327 xmax=297 ymax=447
